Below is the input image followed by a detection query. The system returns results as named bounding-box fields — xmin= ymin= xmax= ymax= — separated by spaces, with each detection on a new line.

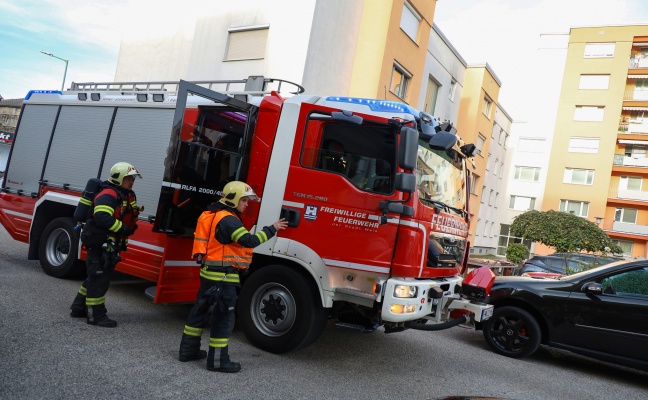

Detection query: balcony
xmin=613 ymin=154 xmax=648 ymax=168
xmin=618 ymin=122 xmax=648 ymax=134
xmin=608 ymin=187 xmax=648 ymax=202
xmin=623 ymin=90 xmax=648 ymax=101
xmin=604 ymin=220 xmax=648 ymax=236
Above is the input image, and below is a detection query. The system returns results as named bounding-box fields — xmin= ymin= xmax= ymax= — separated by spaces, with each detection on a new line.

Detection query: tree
xmin=506 ymin=243 xmax=529 ymax=265
xmin=510 ymin=210 xmax=622 ymax=255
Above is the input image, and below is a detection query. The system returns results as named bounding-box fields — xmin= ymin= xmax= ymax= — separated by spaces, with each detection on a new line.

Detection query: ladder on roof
xmin=69 ymin=75 xmax=305 ymax=95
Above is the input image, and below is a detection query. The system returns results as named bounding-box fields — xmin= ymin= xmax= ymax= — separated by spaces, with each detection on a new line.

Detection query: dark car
xmin=518 ymin=255 xmax=589 ymax=277
xmin=481 ymin=260 xmax=648 ymax=371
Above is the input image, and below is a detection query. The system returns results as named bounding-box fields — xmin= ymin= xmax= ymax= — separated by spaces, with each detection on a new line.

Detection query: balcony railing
xmin=623 ymin=90 xmax=648 ymax=101
xmin=609 ymin=187 xmax=648 ymax=202
xmin=629 ymin=57 xmax=648 ymax=69
xmin=604 ymin=220 xmax=648 ymax=236
xmin=613 ymin=154 xmax=648 ymax=168
xmin=618 ymin=122 xmax=648 ymax=133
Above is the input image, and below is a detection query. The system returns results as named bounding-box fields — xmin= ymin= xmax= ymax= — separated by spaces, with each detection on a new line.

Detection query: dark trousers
xmin=71 ymin=246 xmax=119 ymax=320
xmin=183 ymin=276 xmax=238 ymax=349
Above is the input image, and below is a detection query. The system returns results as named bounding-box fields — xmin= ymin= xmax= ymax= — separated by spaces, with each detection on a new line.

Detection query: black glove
xmin=132 ymin=224 xmax=139 ymax=233
xmin=119 ymin=225 xmax=133 ymax=236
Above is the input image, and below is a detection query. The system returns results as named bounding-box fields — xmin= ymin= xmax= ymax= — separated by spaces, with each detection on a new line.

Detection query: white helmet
xmin=109 ymin=162 xmax=142 ymax=185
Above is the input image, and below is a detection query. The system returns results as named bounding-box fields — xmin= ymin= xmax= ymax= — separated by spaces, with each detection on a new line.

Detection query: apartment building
xmin=114 ymin=0 xmax=436 ymax=104
xmin=542 ymin=24 xmax=648 ymax=258
xmin=0 ymin=98 xmax=22 ymax=175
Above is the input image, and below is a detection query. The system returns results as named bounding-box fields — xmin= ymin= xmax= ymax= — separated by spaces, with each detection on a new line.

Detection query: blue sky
xmin=2 ymin=0 xmax=648 ymax=111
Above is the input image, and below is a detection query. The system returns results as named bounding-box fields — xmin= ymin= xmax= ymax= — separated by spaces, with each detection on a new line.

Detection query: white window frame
xmin=559 ymin=199 xmax=589 ymax=217
xmin=509 ymin=195 xmax=536 ymax=211
xmin=448 ymin=79 xmax=458 ymax=102
xmin=579 ymin=74 xmax=610 ymax=90
xmin=224 ymin=25 xmax=270 ymax=61
xmin=390 ymin=61 xmax=412 ymax=100
xmin=620 ymin=176 xmax=642 ymax=191
xmin=574 ymin=106 xmax=605 ymax=122
xmin=615 ymin=207 xmax=638 ymax=224
xmin=584 ymin=43 xmax=615 ymax=58
xmin=476 ymin=134 xmax=486 ymax=156
xmin=399 ymin=1 xmax=421 ymax=43
xmin=483 ymin=96 xmax=492 ymax=118
xmin=514 ymin=166 xmax=540 ymax=182
xmin=568 ymin=137 xmax=600 ymax=153
xmin=611 ymin=239 xmax=633 ymax=257
xmin=563 ymin=168 xmax=594 ymax=185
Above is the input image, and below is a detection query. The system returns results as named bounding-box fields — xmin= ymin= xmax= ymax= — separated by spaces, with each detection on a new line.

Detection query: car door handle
xmin=280 ymin=207 xmax=301 ymax=228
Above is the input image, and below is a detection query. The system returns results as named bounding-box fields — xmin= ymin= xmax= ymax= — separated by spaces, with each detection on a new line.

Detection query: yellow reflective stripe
xmin=78 ymin=286 xmax=87 ymax=296
xmin=109 ymin=220 xmax=122 ymax=232
xmin=183 ymin=325 xmax=204 ymax=337
xmin=199 ymin=270 xmax=240 ymax=283
xmin=86 ymin=296 xmax=105 ymax=306
xmin=195 ymin=237 xmax=209 ymax=243
xmin=209 ymin=338 xmax=228 ymax=348
xmin=231 ymin=226 xmax=248 ymax=242
xmin=130 ymin=201 xmax=137 ymax=206
xmin=80 ymin=198 xmax=92 ymax=206
xmin=94 ymin=205 xmax=114 ymax=214
xmin=256 ymin=231 xmax=268 ymax=243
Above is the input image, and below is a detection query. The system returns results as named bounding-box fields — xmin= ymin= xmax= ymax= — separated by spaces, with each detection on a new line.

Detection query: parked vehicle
xmin=481 ymin=260 xmax=648 ymax=371
xmin=0 ymin=76 xmax=494 ymax=353
xmin=518 ymin=255 xmax=589 ymax=277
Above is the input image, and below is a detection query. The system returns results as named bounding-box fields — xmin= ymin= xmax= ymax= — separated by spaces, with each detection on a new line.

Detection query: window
xmin=390 ymin=62 xmax=411 ymax=100
xmin=424 ymin=77 xmax=440 ymax=115
xmin=476 ymin=219 xmax=483 ymax=236
xmin=486 ymin=154 xmax=492 ymax=170
xmin=476 ymin=134 xmax=486 ymax=156
xmin=579 ymin=74 xmax=610 ymax=89
xmin=483 ymin=220 xmax=489 ymax=236
xmin=494 ymin=192 xmax=499 ymax=208
xmin=611 ymin=239 xmax=633 ymax=257
xmin=491 ymin=123 xmax=499 ymax=139
xmin=497 ymin=224 xmax=531 ymax=256
xmin=620 ymin=176 xmax=642 ymax=191
xmin=509 ymin=195 xmax=535 ymax=211
xmin=601 ymin=267 xmax=648 ymax=297
xmin=448 ymin=79 xmax=458 ymax=102
xmin=493 ymin=159 xmax=499 ymax=176
xmin=584 ymin=43 xmax=615 ymax=58
xmin=490 ymin=222 xmax=496 ymax=237
xmin=499 ymin=162 xmax=504 ymax=178
xmin=615 ymin=207 xmax=638 ymax=224
xmin=480 ymin=185 xmax=485 ymax=202
xmin=568 ymin=137 xmax=600 ymax=153
xmin=559 ymin=200 xmax=589 ymax=217
xmin=625 ymin=144 xmax=648 ymax=158
xmin=564 ymin=168 xmax=594 ymax=185
xmin=514 ymin=166 xmax=540 ymax=182
xmin=574 ymin=106 xmax=604 ymax=122
xmin=498 ymin=130 xmax=506 ymax=146
xmin=483 ymin=97 xmax=492 ymax=118
xmin=518 ymin=138 xmax=545 ymax=153
xmin=470 ymin=174 xmax=479 ymax=194
xmin=488 ymin=189 xmax=494 ymax=206
xmin=400 ymin=1 xmax=420 ymax=42
xmin=300 ymin=113 xmax=396 ymax=194
xmin=225 ymin=26 xmax=269 ymax=61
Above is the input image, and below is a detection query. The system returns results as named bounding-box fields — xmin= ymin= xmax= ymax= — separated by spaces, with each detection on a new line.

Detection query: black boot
xmin=207 ymin=346 xmax=240 ymax=373
xmin=86 ymin=306 xmax=117 ymax=328
xmin=179 ymin=334 xmax=207 ymax=362
xmin=70 ymin=288 xmax=87 ymax=317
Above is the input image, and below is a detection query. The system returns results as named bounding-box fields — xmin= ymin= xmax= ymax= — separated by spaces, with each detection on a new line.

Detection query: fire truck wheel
xmin=238 ymin=265 xmax=327 ymax=354
xmin=38 ymin=217 xmax=85 ymax=279
xmin=482 ymin=306 xmax=541 ymax=358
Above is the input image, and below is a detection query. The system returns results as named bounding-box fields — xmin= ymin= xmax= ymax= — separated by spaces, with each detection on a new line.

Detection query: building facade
xmin=542 ymin=24 xmax=648 ymax=258
xmin=0 ymin=98 xmax=22 ymax=175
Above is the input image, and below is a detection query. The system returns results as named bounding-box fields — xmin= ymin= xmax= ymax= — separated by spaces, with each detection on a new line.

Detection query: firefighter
xmin=69 ymin=162 xmax=142 ymax=327
xmin=178 ymin=181 xmax=287 ymax=373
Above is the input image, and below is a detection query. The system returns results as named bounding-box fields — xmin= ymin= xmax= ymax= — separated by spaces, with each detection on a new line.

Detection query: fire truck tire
xmin=482 ymin=306 xmax=541 ymax=358
xmin=237 ymin=265 xmax=327 ymax=354
xmin=38 ymin=217 xmax=85 ymax=279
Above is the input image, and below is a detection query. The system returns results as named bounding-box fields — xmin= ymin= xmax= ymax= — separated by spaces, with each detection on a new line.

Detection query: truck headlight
xmin=394 ymin=285 xmax=418 ymax=298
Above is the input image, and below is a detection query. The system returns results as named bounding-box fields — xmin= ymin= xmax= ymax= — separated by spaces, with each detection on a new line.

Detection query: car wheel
xmin=237 ymin=265 xmax=327 ymax=354
xmin=482 ymin=306 xmax=541 ymax=358
xmin=38 ymin=217 xmax=85 ymax=279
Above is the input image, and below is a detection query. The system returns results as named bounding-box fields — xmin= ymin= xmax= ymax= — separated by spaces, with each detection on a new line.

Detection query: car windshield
xmin=416 ymin=139 xmax=464 ymax=215
xmin=559 ymin=259 xmax=629 ymax=280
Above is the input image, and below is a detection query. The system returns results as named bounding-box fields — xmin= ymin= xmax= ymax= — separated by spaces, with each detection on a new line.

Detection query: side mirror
xmin=394 ymin=172 xmax=416 ymax=193
xmin=399 ymin=127 xmax=418 ymax=170
xmin=429 ymin=131 xmax=457 ymax=151
xmin=581 ymin=282 xmax=603 ymax=295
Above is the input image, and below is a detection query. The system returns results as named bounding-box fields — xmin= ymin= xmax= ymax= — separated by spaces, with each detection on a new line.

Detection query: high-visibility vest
xmin=192 ymin=210 xmax=253 ymax=270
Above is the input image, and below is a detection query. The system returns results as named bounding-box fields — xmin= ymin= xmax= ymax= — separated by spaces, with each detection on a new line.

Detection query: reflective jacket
xmin=192 ymin=207 xmax=277 ymax=270
xmin=92 ymin=184 xmax=139 ymax=249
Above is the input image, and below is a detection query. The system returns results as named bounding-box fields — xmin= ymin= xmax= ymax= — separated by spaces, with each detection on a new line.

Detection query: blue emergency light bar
xmin=325 ymin=96 xmax=419 ymax=116
xmin=25 ymin=90 xmax=62 ymax=100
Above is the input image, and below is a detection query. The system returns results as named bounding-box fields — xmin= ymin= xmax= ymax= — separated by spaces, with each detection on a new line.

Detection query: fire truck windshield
xmin=415 ymin=139 xmax=465 ymax=215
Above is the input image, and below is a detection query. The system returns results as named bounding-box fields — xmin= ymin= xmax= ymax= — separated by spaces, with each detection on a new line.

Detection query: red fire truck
xmin=0 ymin=76 xmax=493 ymax=353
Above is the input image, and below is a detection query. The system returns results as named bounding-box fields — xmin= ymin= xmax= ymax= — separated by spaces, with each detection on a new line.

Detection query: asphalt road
xmin=1 ymin=225 xmax=647 ymax=400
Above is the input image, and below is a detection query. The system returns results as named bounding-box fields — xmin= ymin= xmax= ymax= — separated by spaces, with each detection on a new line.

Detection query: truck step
xmin=144 ymin=286 xmax=157 ymax=300
xmin=335 ymin=322 xmax=379 ymax=333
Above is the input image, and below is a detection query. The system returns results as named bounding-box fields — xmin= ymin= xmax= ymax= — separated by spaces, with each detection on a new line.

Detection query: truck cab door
xmin=154 ymin=81 xmax=257 ymax=236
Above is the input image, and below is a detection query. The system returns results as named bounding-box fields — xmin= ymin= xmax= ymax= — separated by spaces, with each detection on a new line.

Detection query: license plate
xmin=481 ymin=306 xmax=494 ymax=321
